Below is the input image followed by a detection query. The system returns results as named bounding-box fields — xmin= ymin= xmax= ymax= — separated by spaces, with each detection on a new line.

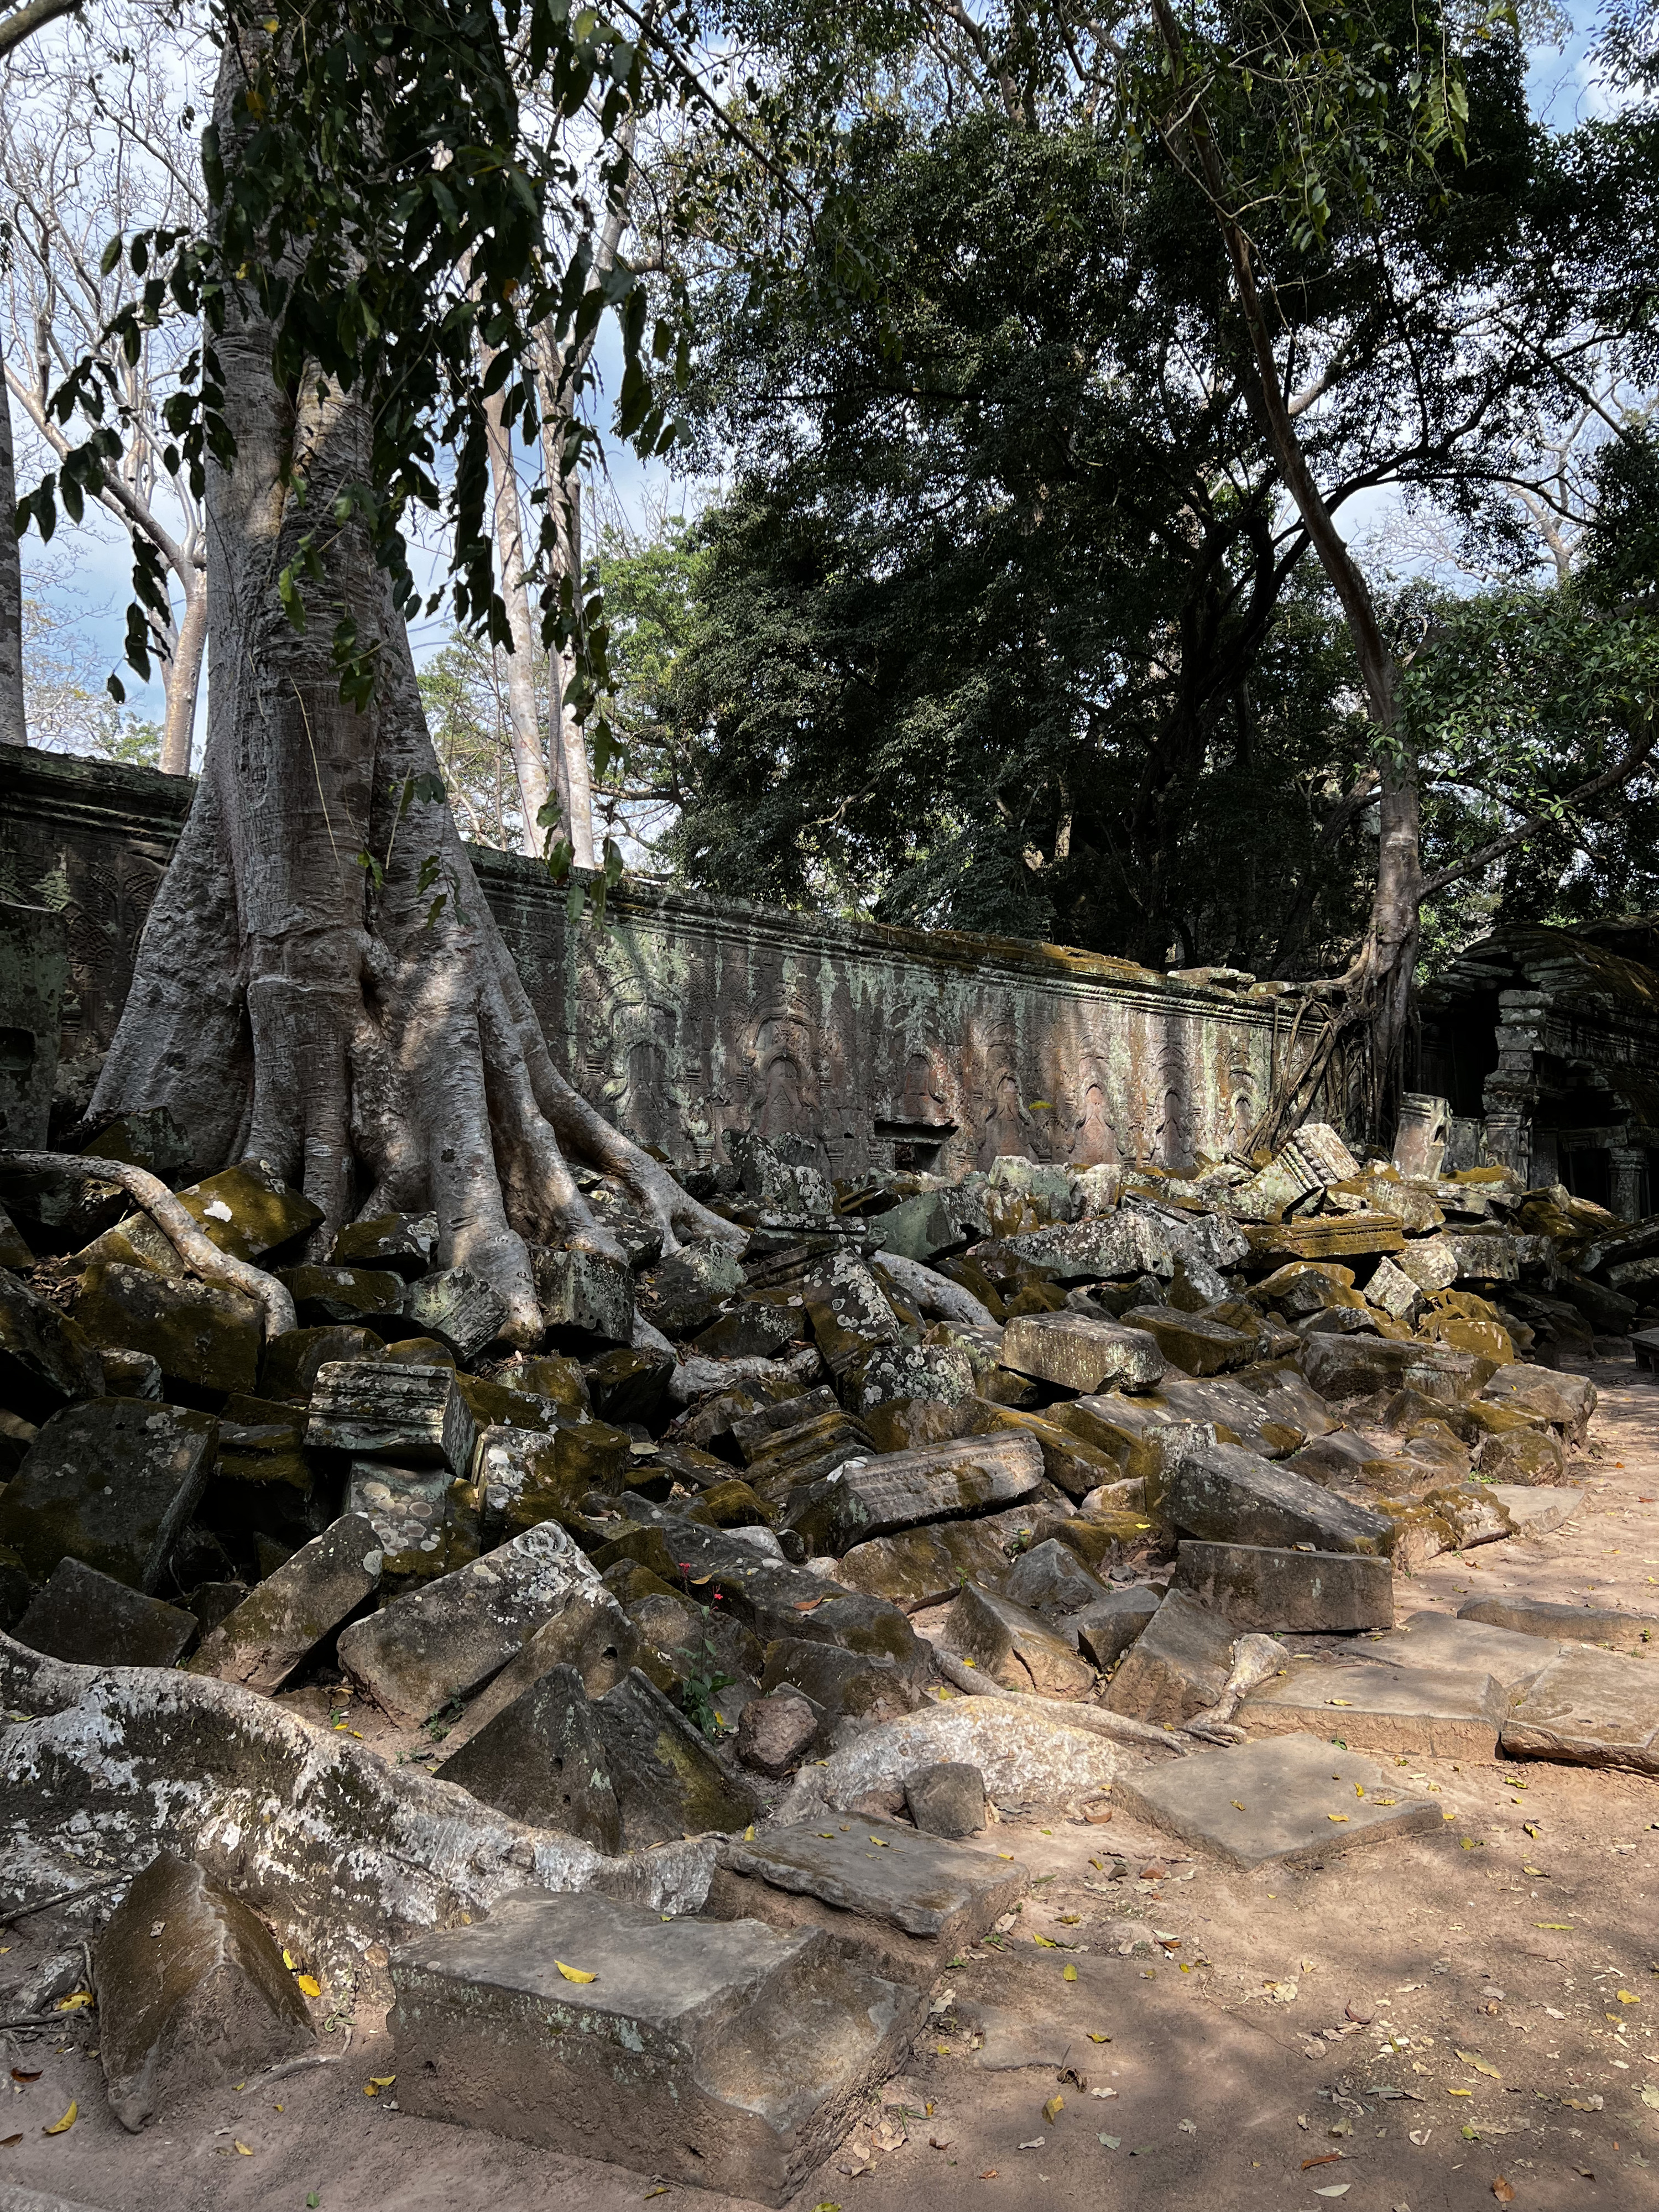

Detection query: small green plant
xmin=681 ymin=1620 xmax=734 ymax=1740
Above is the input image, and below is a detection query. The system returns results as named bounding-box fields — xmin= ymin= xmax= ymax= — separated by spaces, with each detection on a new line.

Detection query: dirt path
xmin=6 ymin=1357 xmax=1659 ymax=2212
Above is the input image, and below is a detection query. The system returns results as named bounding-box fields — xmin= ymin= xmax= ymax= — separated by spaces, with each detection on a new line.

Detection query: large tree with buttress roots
xmin=44 ymin=1 xmax=771 ymax=1334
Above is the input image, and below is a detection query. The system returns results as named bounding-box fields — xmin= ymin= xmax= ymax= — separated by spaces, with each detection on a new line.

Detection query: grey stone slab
xmin=1459 ymin=1593 xmax=1659 ymax=1652
xmin=1488 ymin=1484 xmax=1583 ymax=1540
xmin=338 ymin=1520 xmax=601 ymax=1723
xmin=74 ymin=1260 xmax=262 ymax=1398
xmin=1241 ymin=1659 xmax=1504 ymax=1758
xmin=1501 ymin=1646 xmax=1659 ymax=1773
xmin=939 ymin=1582 xmax=1096 ymax=1698
xmin=833 ymin=1516 xmax=1014 ymax=1612
xmin=1171 ymin=1541 xmax=1394 ymax=1633
xmin=306 ymin=1359 xmax=477 ymax=1471
xmin=1112 ymin=1734 xmax=1444 ymax=1869
xmin=1071 ymin=1584 xmax=1160 ymax=1668
xmin=905 ymin=1760 xmax=985 ymax=1838
xmin=532 ymin=1244 xmax=634 ymax=1345
xmin=1366 ymin=1609 xmax=1562 ymax=1693
xmin=1002 ymin=1536 xmax=1108 ymax=1619
xmin=187 ymin=1513 xmax=384 ymax=1693
xmin=1102 ymin=1588 xmax=1235 ymax=1725
xmin=92 ymin=1849 xmax=312 ymax=2129
xmin=784 ymin=1432 xmax=1044 ymax=1554
xmin=1000 ymin=1311 xmax=1168 ymax=1393
xmin=405 ymin=1266 xmax=508 ymax=1360
xmin=15 ymin=1557 xmax=196 ymax=1667
xmin=0 ymin=2186 xmax=120 ymax=2212
xmin=1160 ymin=1436 xmax=1394 ymax=1554
xmin=0 ymin=1265 xmax=103 ymax=1422
xmin=389 ymin=1887 xmax=919 ymax=2205
xmin=726 ymin=1810 xmax=1022 ymax=1929
xmin=0 ymin=1397 xmax=216 ymax=1592
xmin=1119 ymin=1305 xmax=1256 ymax=1376
xmin=1478 ymin=1364 xmax=1595 ymax=1443
xmin=435 ymin=1662 xmax=623 ymax=1850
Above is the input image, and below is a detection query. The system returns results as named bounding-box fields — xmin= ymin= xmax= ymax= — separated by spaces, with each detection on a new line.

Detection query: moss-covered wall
xmin=0 ymin=749 xmax=1304 ymax=1175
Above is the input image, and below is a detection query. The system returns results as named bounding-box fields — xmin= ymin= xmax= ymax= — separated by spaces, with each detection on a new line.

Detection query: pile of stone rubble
xmin=1 ymin=1117 xmax=1657 ymax=2202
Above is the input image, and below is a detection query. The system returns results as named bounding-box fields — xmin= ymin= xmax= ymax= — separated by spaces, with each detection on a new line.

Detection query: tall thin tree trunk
xmin=158 ymin=568 xmax=206 ymax=775
xmin=480 ymin=351 xmax=554 ymax=858
xmin=0 ymin=377 xmax=28 ymax=746
xmin=1151 ymin=0 xmax=1420 ymax=1137
xmin=543 ymin=444 xmax=596 ymax=869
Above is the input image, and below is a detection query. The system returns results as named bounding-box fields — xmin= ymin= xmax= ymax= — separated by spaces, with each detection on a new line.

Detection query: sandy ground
xmin=5 ymin=1353 xmax=1659 ymax=2212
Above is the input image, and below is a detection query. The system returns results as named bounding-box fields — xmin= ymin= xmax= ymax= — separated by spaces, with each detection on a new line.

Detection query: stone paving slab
xmin=1459 ymin=1591 xmax=1659 ymax=1651
xmin=1112 ymin=1733 xmax=1444 ymax=1868
xmin=1363 ymin=1608 xmax=1563 ymax=1693
xmin=718 ymin=1812 xmax=1026 ymax=1940
xmin=1500 ymin=1644 xmax=1659 ymax=1773
xmin=1488 ymin=1484 xmax=1584 ymax=1540
xmin=1240 ymin=1659 xmax=1505 ymax=1759
xmin=389 ymin=1887 xmax=920 ymax=2205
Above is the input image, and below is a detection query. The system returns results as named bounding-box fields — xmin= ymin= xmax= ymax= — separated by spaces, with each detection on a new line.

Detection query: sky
xmin=9 ymin=3 xmax=1629 ymax=764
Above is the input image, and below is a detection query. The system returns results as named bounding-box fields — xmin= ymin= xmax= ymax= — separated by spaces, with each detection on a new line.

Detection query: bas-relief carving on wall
xmin=0 ymin=754 xmax=1293 ymax=1177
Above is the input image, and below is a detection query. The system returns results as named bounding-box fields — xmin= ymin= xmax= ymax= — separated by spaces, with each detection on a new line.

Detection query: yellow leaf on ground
xmin=1327 ymin=1814 xmax=1349 ymax=1824
xmin=295 ymin=1975 xmax=321 ymax=1999
xmin=283 ymin=1949 xmax=297 ymax=1969
xmin=234 ymin=2141 xmax=253 ymax=2156
xmin=1032 ymin=1934 xmax=1057 ymax=1948
xmin=1042 ymin=2095 xmax=1063 ymax=2123
xmin=1455 ymin=2051 xmax=1501 ymax=2079
xmin=1447 ymin=2087 xmax=1473 ymax=2098
xmin=556 ymin=1961 xmax=597 ymax=1984
xmin=43 ymin=2103 xmax=76 ymax=2136
xmin=1617 ymin=1990 xmax=1641 ymax=2005
xmin=54 ymin=1992 xmax=92 ymax=2012
xmin=1063 ymin=1965 xmax=1078 ymax=1983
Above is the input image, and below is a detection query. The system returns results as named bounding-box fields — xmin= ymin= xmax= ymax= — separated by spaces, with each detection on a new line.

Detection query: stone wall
xmin=0 ymin=749 xmax=1306 ymax=1177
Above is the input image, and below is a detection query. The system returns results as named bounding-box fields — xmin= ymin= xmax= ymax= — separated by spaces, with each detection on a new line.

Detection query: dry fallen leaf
xmin=1087 ymin=2032 xmax=1110 ymax=2044
xmin=978 ymin=2169 xmax=999 ymax=2180
xmin=1062 ymin=1965 xmax=1077 ymax=1983
xmin=295 ymin=1974 xmax=322 ymax=1999
xmin=1042 ymin=2095 xmax=1063 ymax=2123
xmin=54 ymin=1992 xmax=92 ymax=2012
xmin=42 ymin=2103 xmax=76 ymax=2136
xmin=10 ymin=2070 xmax=40 ymax=2084
xmin=1492 ymin=2180 xmax=1515 ymax=2204
xmin=1456 ymin=2051 xmax=1502 ymax=2080
xmin=555 ymin=1961 xmax=597 ymax=1984
xmin=1303 ymin=2153 xmax=1346 ymax=2169
xmin=1 ymin=2134 xmax=21 ymax=2150
xmin=234 ymin=2141 xmax=253 ymax=2157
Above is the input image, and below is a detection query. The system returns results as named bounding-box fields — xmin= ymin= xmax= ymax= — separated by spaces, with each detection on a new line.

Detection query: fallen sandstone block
xmin=93 ymin=1850 xmax=312 ymax=2130
xmin=1500 ymin=1645 xmax=1659 ymax=1773
xmin=938 ymin=1582 xmax=1096 ymax=1698
xmin=1364 ymin=1609 xmax=1560 ymax=1695
xmin=306 ymin=1358 xmax=477 ymax=1471
xmin=782 ymin=1432 xmax=1044 ymax=1554
xmin=905 ymin=1759 xmax=986 ymax=1838
xmin=1000 ymin=1310 xmax=1168 ymax=1393
xmin=0 ymin=1265 xmax=104 ymax=1421
xmin=1241 ymin=1658 xmax=1504 ymax=1759
xmin=1102 ymin=1588 xmax=1235 ymax=1724
xmin=832 ymin=1516 xmax=1017 ymax=1611
xmin=15 ymin=1557 xmax=197 ymax=1668
xmin=390 ymin=1891 xmax=917 ymax=2204
xmin=405 ymin=1266 xmax=508 ymax=1360
xmin=705 ymin=1812 xmax=1024 ymax=1986
xmin=532 ymin=1244 xmax=635 ymax=1345
xmin=1160 ymin=1436 xmax=1395 ymax=1554
xmin=187 ymin=1514 xmax=384 ymax=1693
xmin=1119 ymin=1305 xmax=1255 ymax=1376
xmin=0 ymin=1397 xmax=217 ymax=1592
xmin=338 ymin=1520 xmax=601 ymax=1723
xmin=1112 ymin=1734 xmax=1443 ymax=1869
xmin=1001 ymin=1535 xmax=1108 ymax=1619
xmin=75 ymin=1260 xmax=261 ymax=1399
xmin=1171 ymin=1540 xmax=1394 ymax=1633
xmin=777 ymin=1697 xmax=1118 ymax=1822
xmin=1459 ymin=1592 xmax=1659 ymax=1652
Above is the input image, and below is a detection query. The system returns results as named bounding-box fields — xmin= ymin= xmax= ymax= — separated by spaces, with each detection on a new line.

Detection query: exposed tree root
xmin=0 ymin=1150 xmax=297 ymax=1337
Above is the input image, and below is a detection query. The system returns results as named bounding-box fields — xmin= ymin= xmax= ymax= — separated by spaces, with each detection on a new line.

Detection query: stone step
xmin=1241 ymin=1657 xmax=1505 ymax=1759
xmin=705 ymin=1811 xmax=1026 ymax=1985
xmin=388 ymin=1888 xmax=920 ymax=2205
xmin=1113 ymin=1732 xmax=1444 ymax=1868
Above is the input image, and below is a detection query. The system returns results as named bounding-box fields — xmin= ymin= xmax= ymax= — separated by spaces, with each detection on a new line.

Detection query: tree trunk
xmin=0 ymin=375 xmax=28 ymax=746
xmin=480 ymin=350 xmax=555 ymax=857
xmin=534 ymin=364 xmax=596 ymax=870
xmin=86 ymin=48 xmax=735 ymax=1328
xmin=157 ymin=566 xmax=206 ymax=775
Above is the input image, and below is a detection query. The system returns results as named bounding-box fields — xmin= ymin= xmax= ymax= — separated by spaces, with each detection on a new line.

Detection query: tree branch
xmin=1418 ymin=718 xmax=1658 ymax=901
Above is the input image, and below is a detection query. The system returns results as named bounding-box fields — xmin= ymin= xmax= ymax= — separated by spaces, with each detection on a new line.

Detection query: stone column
xmin=1483 ymin=990 xmax=1545 ymax=1182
